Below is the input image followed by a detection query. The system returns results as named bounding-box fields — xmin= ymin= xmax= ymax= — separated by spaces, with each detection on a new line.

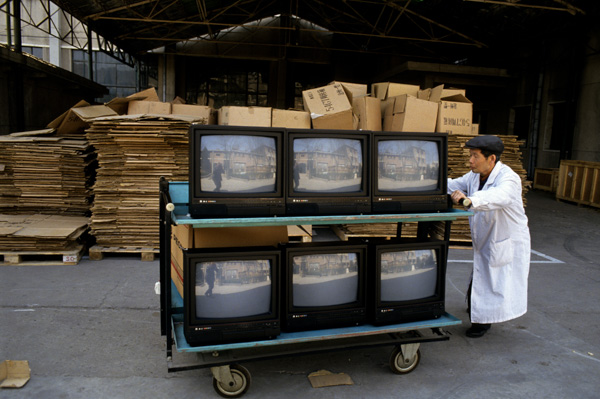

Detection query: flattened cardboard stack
xmin=0 ymin=132 xmax=95 ymax=216
xmin=86 ymin=115 xmax=201 ymax=249
xmin=0 ymin=214 xmax=88 ymax=252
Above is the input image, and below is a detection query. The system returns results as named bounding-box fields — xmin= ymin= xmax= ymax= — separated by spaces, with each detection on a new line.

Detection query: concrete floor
xmin=1 ymin=189 xmax=599 ymax=399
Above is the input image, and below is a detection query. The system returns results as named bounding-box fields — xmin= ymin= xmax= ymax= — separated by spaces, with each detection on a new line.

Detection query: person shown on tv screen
xmin=205 ymin=263 xmax=217 ymax=297
xmin=447 ymin=135 xmax=531 ymax=338
xmin=212 ymin=162 xmax=224 ymax=192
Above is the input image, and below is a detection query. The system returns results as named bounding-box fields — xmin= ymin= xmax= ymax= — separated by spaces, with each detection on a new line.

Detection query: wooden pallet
xmin=0 ymin=245 xmax=84 ymax=266
xmin=88 ymin=245 xmax=158 ymax=261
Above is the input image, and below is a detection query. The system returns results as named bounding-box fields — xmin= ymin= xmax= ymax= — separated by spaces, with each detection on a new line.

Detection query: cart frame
xmin=159 ymin=179 xmax=471 ymax=395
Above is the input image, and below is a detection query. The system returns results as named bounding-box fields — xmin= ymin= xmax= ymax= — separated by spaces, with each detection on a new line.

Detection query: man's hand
xmin=451 ymin=190 xmax=468 ymax=205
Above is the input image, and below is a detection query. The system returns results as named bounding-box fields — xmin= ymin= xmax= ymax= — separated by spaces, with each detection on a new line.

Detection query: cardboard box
xmin=271 ymin=109 xmax=311 ymax=129
xmin=330 ymin=81 xmax=368 ymax=103
xmin=302 ymin=83 xmax=355 ymax=130
xmin=352 ymin=96 xmax=382 ymax=131
xmin=372 ymin=82 xmax=420 ymax=100
xmin=436 ymin=94 xmax=473 ymax=135
xmin=383 ymin=95 xmax=439 ymax=132
xmin=171 ymin=104 xmax=216 ymax=124
xmin=442 ymin=88 xmax=466 ymax=98
xmin=106 ymin=87 xmax=160 ymax=114
xmin=0 ymin=360 xmax=30 ymax=389
xmin=47 ymin=101 xmax=118 ymax=135
xmin=471 ymin=123 xmax=480 ymax=135
xmin=218 ymin=106 xmax=272 ymax=127
xmin=127 ymin=100 xmax=172 ymax=115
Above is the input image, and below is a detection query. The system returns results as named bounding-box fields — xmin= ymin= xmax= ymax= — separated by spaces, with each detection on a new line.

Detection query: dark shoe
xmin=466 ymin=323 xmax=491 ymax=338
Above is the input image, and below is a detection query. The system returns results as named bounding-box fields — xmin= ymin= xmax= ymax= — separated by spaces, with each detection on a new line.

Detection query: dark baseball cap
xmin=465 ymin=135 xmax=504 ymax=154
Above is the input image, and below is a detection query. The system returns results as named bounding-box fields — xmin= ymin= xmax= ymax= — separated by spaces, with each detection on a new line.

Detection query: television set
xmin=189 ymin=124 xmax=285 ymax=218
xmin=183 ymin=247 xmax=280 ymax=346
xmin=282 ymin=242 xmax=368 ymax=331
xmin=369 ymin=239 xmax=448 ymax=325
xmin=372 ymin=132 xmax=449 ymax=213
xmin=286 ymin=129 xmax=371 ymax=216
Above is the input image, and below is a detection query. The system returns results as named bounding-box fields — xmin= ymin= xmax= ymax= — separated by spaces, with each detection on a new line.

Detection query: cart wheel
xmin=213 ymin=364 xmax=251 ymax=398
xmin=389 ymin=347 xmax=420 ymax=375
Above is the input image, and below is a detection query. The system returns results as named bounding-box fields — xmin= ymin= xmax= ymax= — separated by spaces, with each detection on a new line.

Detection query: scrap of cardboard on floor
xmin=308 ymin=369 xmax=354 ymax=388
xmin=0 ymin=360 xmax=31 ymax=389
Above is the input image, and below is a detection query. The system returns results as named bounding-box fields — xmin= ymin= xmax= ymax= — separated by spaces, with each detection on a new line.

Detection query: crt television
xmin=286 ymin=129 xmax=371 ymax=216
xmin=282 ymin=241 xmax=368 ymax=332
xmin=369 ymin=239 xmax=448 ymax=325
xmin=372 ymin=132 xmax=448 ymax=213
xmin=189 ymin=124 xmax=285 ymax=218
xmin=183 ymin=247 xmax=280 ymax=346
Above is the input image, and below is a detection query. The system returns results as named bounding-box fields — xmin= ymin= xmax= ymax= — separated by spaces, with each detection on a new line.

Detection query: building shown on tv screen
xmin=200 ymin=135 xmax=277 ymax=193
xmin=377 ymin=140 xmax=439 ymax=191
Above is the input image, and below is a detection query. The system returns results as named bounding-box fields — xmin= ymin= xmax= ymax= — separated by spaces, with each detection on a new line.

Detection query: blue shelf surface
xmin=166 ymin=181 xmax=473 ymax=227
xmin=168 ymin=281 xmax=461 ymax=353
xmin=172 ymin=313 xmax=462 ymax=353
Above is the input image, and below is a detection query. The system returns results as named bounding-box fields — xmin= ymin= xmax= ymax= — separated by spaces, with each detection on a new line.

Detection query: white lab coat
xmin=448 ymin=161 xmax=531 ymax=324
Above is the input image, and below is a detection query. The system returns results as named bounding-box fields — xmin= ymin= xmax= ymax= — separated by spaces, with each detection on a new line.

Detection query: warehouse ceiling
xmin=49 ymin=0 xmax=595 ymax=68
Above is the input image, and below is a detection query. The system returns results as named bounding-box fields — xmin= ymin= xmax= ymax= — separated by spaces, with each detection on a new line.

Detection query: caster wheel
xmin=389 ymin=347 xmax=420 ymax=375
xmin=213 ymin=364 xmax=251 ymax=398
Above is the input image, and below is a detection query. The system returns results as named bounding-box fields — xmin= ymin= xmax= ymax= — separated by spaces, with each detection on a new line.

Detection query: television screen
xmin=380 ymin=248 xmax=437 ymax=302
xmin=198 ymin=135 xmax=277 ymax=194
xmin=292 ymin=138 xmax=363 ymax=193
xmin=189 ymin=125 xmax=285 ymax=218
xmin=377 ymin=140 xmax=440 ymax=192
xmin=195 ymin=259 xmax=273 ymax=319
xmin=283 ymin=242 xmax=368 ymax=331
xmin=371 ymin=239 xmax=447 ymax=325
xmin=184 ymin=248 xmax=280 ymax=346
xmin=372 ymin=133 xmax=448 ymax=213
xmin=286 ymin=130 xmax=371 ymax=216
xmin=291 ymin=252 xmax=359 ymax=307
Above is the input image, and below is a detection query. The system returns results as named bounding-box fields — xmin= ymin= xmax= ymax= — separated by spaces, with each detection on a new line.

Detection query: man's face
xmin=469 ymin=148 xmax=495 ymax=177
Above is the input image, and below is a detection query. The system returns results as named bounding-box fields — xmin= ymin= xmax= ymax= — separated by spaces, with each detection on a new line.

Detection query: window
xmin=22 ymin=46 xmax=44 ymax=59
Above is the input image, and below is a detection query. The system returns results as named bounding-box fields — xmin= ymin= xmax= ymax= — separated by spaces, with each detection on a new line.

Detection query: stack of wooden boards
xmin=0 ymin=131 xmax=94 ymax=216
xmin=85 ymin=115 xmax=202 ymax=249
xmin=337 ymin=134 xmax=530 ymax=245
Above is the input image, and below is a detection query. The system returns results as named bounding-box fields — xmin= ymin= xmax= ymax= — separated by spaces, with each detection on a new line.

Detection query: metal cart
xmin=159 ymin=179 xmax=472 ymax=398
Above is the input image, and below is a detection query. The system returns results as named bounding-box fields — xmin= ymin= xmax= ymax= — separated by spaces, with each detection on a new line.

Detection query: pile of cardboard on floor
xmin=0 ymin=130 xmax=95 ymax=216
xmin=85 ymin=114 xmax=207 ymax=249
xmin=0 ymin=214 xmax=88 ymax=252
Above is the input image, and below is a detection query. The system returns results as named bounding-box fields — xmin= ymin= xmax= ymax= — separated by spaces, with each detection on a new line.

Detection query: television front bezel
xmin=371 ymin=132 xmax=449 ymax=213
xmin=282 ymin=241 xmax=369 ymax=332
xmin=285 ymin=128 xmax=371 ymax=215
xmin=183 ymin=246 xmax=281 ymax=346
xmin=189 ymin=124 xmax=286 ymax=217
xmin=370 ymin=239 xmax=448 ymax=325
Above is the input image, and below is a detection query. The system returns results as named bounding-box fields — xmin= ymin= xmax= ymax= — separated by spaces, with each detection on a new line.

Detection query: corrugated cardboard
xmin=441 ymin=88 xmax=466 ymax=98
xmin=471 ymin=123 xmax=480 ymax=135
xmin=383 ymin=95 xmax=439 ymax=132
xmin=372 ymin=82 xmax=420 ymax=100
xmin=47 ymin=101 xmax=118 ymax=135
xmin=0 ymin=360 xmax=30 ymax=389
xmin=171 ymin=104 xmax=216 ymax=124
xmin=106 ymin=87 xmax=160 ymax=114
xmin=352 ymin=96 xmax=382 ymax=131
xmin=218 ymin=106 xmax=272 ymax=127
xmin=330 ymin=81 xmax=368 ymax=103
xmin=436 ymin=94 xmax=473 ymax=135
xmin=127 ymin=100 xmax=172 ymax=115
xmin=272 ymin=109 xmax=311 ymax=129
xmin=302 ymin=83 xmax=355 ymax=130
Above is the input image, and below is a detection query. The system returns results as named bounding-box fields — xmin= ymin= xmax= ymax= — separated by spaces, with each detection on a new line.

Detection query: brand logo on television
xmin=198 ymin=200 xmax=217 ymax=204
xmin=292 ymin=199 xmax=309 ymax=203
xmin=380 ymin=308 xmax=395 ymax=313
xmin=378 ymin=198 xmax=392 ymax=201
xmin=292 ymin=314 xmax=308 ymax=318
xmin=194 ymin=326 xmax=213 ymax=331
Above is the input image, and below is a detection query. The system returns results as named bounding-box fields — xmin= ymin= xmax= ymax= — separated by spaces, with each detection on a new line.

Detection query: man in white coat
xmin=448 ymin=135 xmax=531 ymax=338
